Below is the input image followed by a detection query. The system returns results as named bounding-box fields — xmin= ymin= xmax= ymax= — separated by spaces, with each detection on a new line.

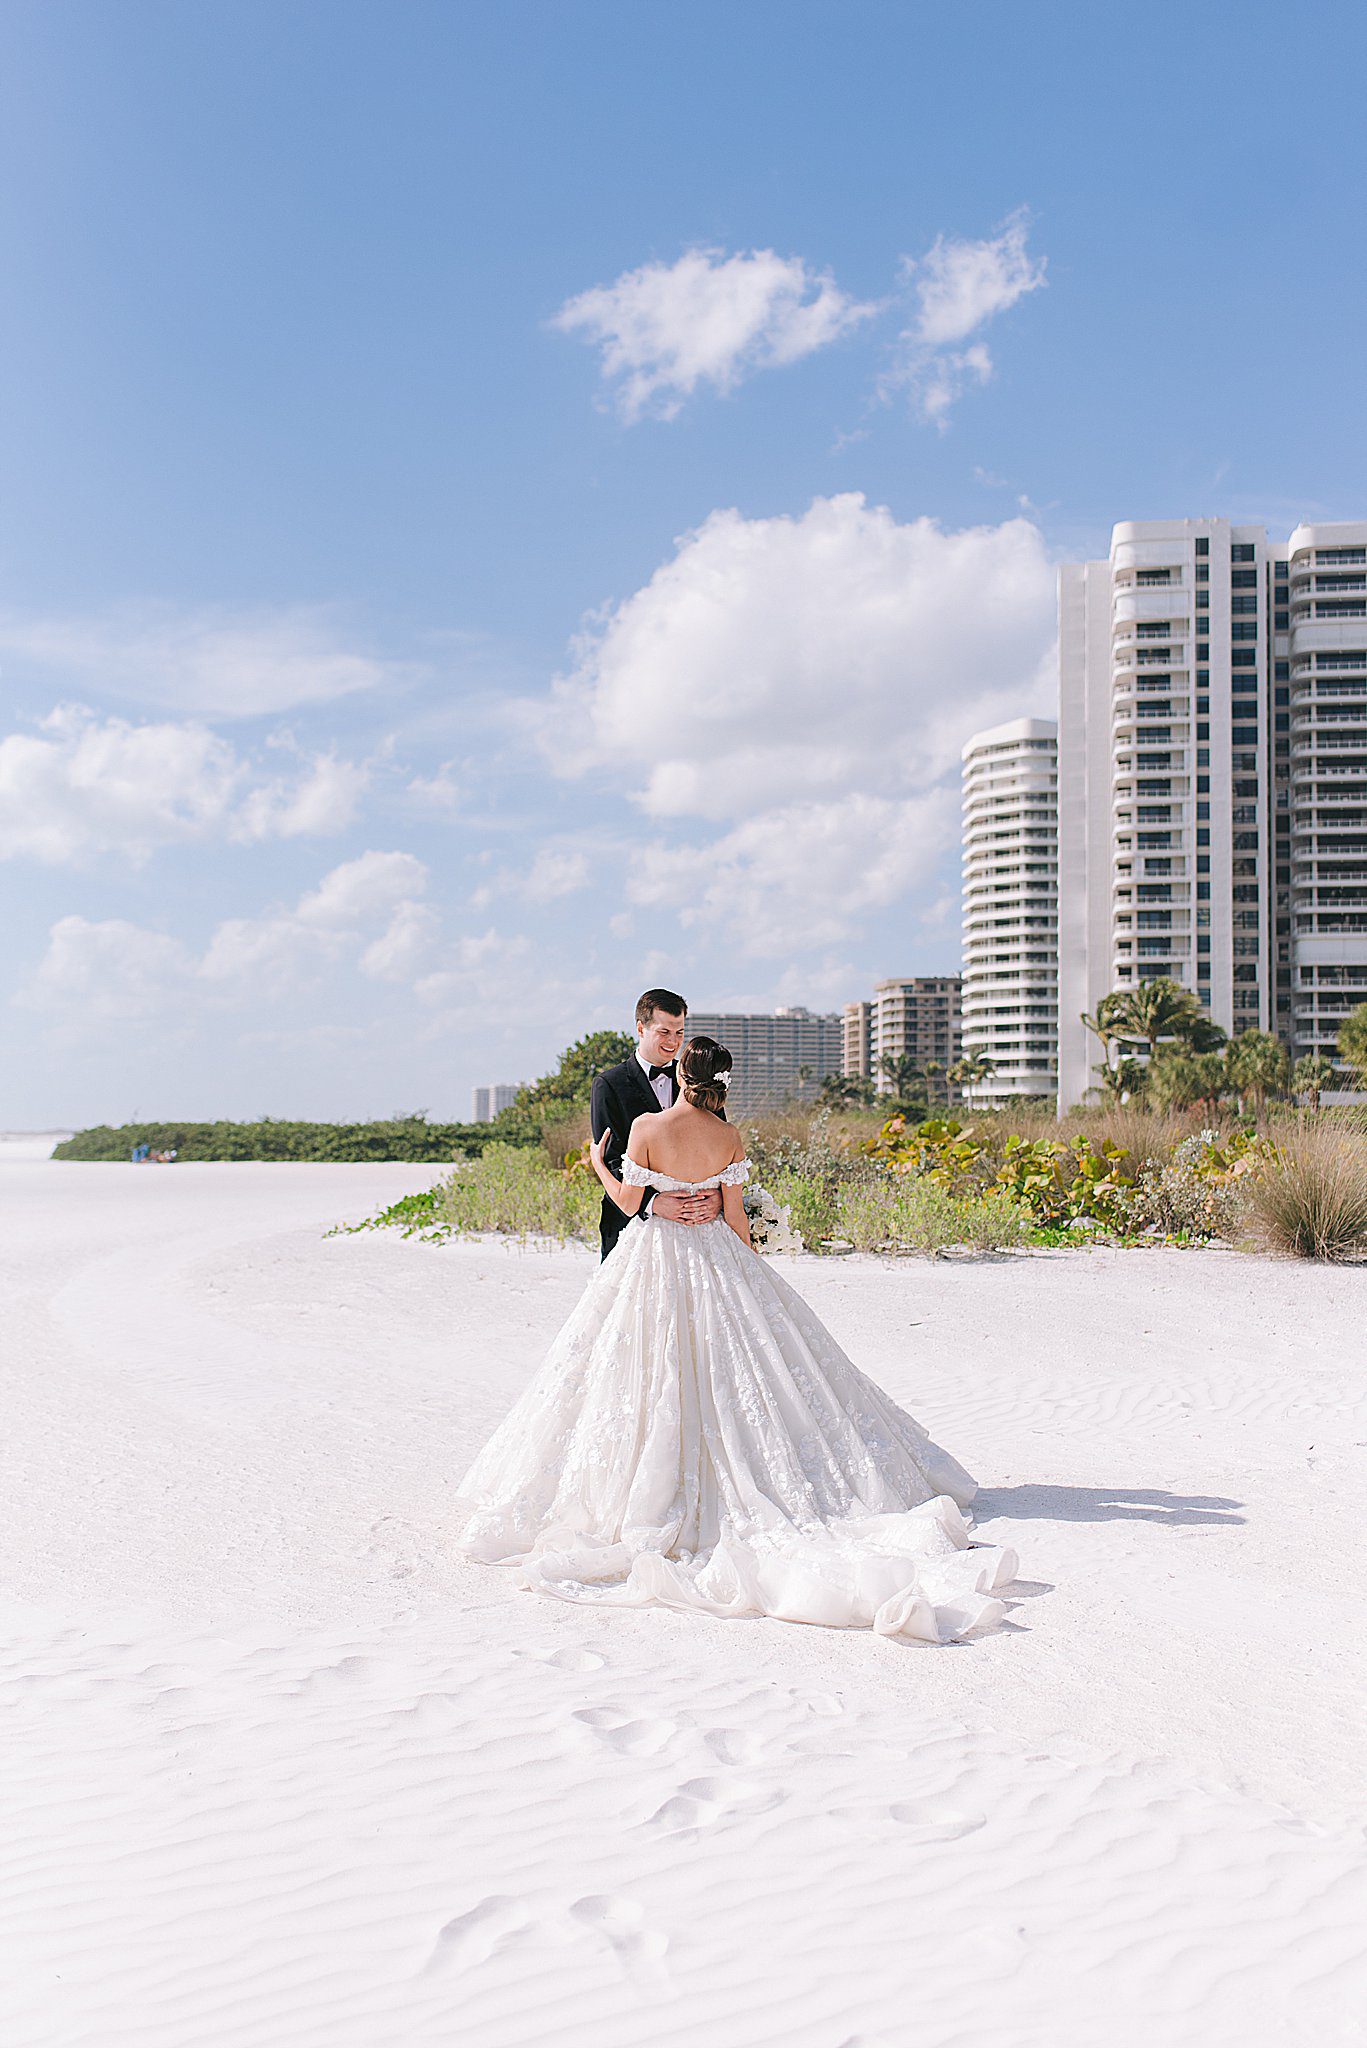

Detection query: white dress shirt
xmin=636 ymin=1047 xmax=675 ymax=1111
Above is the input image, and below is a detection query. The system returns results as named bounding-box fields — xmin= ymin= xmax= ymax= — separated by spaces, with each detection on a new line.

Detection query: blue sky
xmin=2 ymin=0 xmax=1364 ymax=1127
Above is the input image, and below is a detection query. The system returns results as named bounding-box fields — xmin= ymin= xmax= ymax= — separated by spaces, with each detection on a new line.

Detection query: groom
xmin=589 ymin=988 xmax=724 ymax=1260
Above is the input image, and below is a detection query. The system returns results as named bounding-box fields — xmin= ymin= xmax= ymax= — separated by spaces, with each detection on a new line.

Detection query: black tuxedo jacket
xmin=588 ymin=1057 xmax=732 ymax=1261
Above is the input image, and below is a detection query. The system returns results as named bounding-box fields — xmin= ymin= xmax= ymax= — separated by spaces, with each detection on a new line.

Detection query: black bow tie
xmin=648 ymin=1063 xmax=676 ymax=1082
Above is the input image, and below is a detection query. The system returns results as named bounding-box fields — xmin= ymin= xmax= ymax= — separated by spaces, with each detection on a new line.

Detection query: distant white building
xmin=1057 ymin=516 xmax=1367 ymax=1105
xmin=471 ymin=1084 xmax=520 ymax=1123
xmin=961 ymin=718 xmax=1059 ymax=1102
xmin=683 ymin=1007 xmax=843 ymax=1115
xmin=842 ymin=977 xmax=962 ymax=1096
xmin=1285 ymin=521 xmax=1367 ymax=1086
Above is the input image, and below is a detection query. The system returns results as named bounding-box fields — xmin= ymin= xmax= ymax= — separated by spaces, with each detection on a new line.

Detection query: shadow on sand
xmin=972 ymin=1483 xmax=1245 ymax=1528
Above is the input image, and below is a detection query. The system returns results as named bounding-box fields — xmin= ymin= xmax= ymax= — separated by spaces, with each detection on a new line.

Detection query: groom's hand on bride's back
xmin=652 ymin=1189 xmax=723 ymax=1225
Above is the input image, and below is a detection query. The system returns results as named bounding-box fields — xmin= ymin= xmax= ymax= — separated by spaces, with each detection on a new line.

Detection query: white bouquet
xmin=742 ymin=1180 xmax=803 ymax=1255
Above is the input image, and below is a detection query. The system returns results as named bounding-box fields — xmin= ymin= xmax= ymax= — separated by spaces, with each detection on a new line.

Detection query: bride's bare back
xmin=628 ymin=1099 xmax=745 ymax=1186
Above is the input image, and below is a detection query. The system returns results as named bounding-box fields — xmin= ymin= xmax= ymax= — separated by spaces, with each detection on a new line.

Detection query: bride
xmin=453 ymin=1036 xmax=1019 ymax=1643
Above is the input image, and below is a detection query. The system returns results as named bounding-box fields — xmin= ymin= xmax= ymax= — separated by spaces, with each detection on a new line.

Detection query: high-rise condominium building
xmin=842 ymin=977 xmax=962 ymax=1094
xmin=471 ymin=1084 xmax=520 ymax=1122
xmin=1057 ymin=517 xmax=1367 ymax=1104
xmin=1286 ymin=522 xmax=1367 ymax=1072
xmin=683 ymin=1007 xmax=843 ymax=1116
xmin=841 ymin=1001 xmax=873 ymax=1081
xmin=961 ymin=718 xmax=1059 ymax=1102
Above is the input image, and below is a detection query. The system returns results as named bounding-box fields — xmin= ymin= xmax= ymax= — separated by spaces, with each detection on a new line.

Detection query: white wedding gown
xmin=453 ymin=1160 xmax=1020 ymax=1644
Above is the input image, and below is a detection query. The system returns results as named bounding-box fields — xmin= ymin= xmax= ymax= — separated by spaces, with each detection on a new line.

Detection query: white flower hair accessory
xmin=715 ymin=1067 xmax=732 ymax=1089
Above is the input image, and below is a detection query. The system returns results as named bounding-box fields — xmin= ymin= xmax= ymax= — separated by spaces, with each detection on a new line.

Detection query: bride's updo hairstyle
xmin=677 ymin=1036 xmax=733 ymax=1116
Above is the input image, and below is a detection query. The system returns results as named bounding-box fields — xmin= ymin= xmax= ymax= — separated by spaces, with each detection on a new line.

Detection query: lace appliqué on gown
xmin=452 ymin=1156 xmax=1018 ymax=1645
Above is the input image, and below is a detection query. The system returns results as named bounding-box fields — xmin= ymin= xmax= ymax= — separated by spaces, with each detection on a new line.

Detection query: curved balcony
xmin=1113 ymin=587 xmax=1189 ymax=627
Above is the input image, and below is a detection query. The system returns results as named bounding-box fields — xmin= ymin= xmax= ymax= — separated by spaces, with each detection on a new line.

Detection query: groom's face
xmin=637 ymin=1010 xmax=686 ymax=1066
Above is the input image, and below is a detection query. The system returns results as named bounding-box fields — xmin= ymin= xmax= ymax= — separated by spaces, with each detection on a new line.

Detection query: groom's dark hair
xmin=635 ymin=988 xmax=687 ymax=1027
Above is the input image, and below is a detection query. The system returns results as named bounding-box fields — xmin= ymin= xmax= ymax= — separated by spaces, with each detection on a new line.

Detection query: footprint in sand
xmin=571 ymin=1706 xmax=677 ymax=1756
xmin=365 ymin=1515 xmax=423 ymax=1580
xmin=643 ymin=1774 xmax=787 ymax=1837
xmin=514 ymin=1645 xmax=607 ymax=1673
xmin=699 ymin=1726 xmax=769 ymax=1765
xmin=569 ymin=1893 xmax=671 ymax=1989
xmin=886 ymin=1802 xmax=986 ymax=1843
xmin=426 ymin=1895 xmax=527 ymax=1973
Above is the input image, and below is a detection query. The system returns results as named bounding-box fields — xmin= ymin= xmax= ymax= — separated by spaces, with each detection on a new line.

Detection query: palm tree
xmin=1080 ymin=992 xmax=1129 ymax=1096
xmin=1226 ymin=1029 xmax=1290 ymax=1115
xmin=1146 ymin=1050 xmax=1227 ymax=1114
xmin=1292 ymin=1053 xmax=1338 ymax=1111
xmin=922 ymin=1057 xmax=945 ymax=1109
xmin=817 ymin=1072 xmax=874 ymax=1111
xmin=949 ymin=1053 xmax=994 ymax=1107
xmin=878 ymin=1052 xmax=924 ymax=1108
xmin=1111 ymin=977 xmax=1213 ymax=1060
xmin=1339 ymin=1002 xmax=1367 ymax=1093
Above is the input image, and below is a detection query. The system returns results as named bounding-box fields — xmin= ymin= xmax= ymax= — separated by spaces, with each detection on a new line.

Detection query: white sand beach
xmin=1 ymin=1158 xmax=1364 ymax=2048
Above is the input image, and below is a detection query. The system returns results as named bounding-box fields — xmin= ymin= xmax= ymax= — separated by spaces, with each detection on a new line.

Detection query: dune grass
xmin=1241 ymin=1121 xmax=1367 ymax=1262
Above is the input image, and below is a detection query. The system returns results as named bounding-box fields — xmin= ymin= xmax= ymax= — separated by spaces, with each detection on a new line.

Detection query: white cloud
xmin=23 ymin=915 xmax=194 ymax=1020
xmin=553 ymin=246 xmax=877 ymax=422
xmin=0 ymin=706 xmax=240 ymax=863
xmin=232 ymin=753 xmax=369 ymax=841
xmin=627 ymin=790 xmax=956 ymax=955
xmin=538 ymin=492 xmax=1056 ymax=956
xmin=200 ymin=851 xmax=431 ymax=993
xmin=294 ymin=849 xmax=428 ymax=929
xmin=0 ymin=603 xmax=400 ymax=717
xmin=520 ymin=847 xmax=591 ymax=902
xmin=406 ymin=761 xmax=464 ymax=813
xmin=546 ymin=493 xmax=1056 ymax=818
xmin=887 ymin=210 xmax=1046 ymax=426
xmin=360 ymin=900 xmax=440 ymax=982
xmin=24 ymin=851 xmax=436 ymax=1022
xmin=412 ymin=929 xmax=535 ymax=1012
xmin=460 ymin=842 xmax=596 ymax=909
xmin=0 ymin=705 xmax=367 ymax=865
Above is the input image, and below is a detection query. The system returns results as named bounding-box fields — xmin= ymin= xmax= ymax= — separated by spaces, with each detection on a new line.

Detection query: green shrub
xmin=54 ymin=1116 xmax=493 ymax=1163
xmin=337 ymin=1144 xmax=602 ymax=1246
xmin=435 ymin=1145 xmax=603 ymax=1244
xmin=836 ymin=1179 xmax=1027 ymax=1256
xmin=763 ymin=1165 xmax=845 ymax=1249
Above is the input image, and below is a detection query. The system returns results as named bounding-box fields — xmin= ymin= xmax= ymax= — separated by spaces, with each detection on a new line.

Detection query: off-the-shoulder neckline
xmin=620 ymin=1155 xmax=748 ymax=1193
